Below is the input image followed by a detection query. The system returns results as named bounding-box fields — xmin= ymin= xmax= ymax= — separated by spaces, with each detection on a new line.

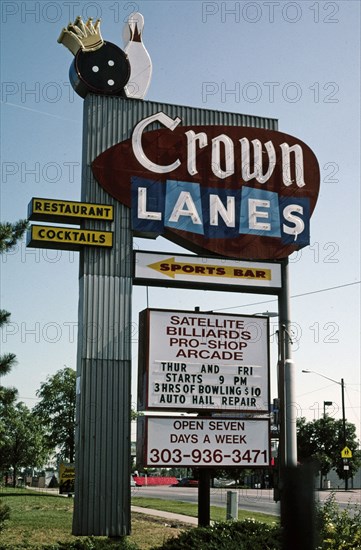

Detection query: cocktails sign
xmin=92 ymin=112 xmax=320 ymax=260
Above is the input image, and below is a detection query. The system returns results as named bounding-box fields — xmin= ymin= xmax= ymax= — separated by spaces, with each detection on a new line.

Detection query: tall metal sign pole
xmin=72 ymin=95 xmax=133 ymax=536
xmin=279 ymin=259 xmax=297 ymax=469
xmin=279 ymin=259 xmax=314 ymax=549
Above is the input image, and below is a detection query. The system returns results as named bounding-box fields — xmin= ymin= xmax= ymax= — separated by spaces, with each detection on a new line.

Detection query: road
xmin=131 ymin=486 xmax=361 ymax=516
xmin=132 ymin=486 xmax=280 ymax=515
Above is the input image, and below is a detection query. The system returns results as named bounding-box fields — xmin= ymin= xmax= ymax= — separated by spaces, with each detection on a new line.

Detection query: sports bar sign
xmin=134 ymin=251 xmax=282 ymax=291
xmin=138 ymin=309 xmax=270 ymax=413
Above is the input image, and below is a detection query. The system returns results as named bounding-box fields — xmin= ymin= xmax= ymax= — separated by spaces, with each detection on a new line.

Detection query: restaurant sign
xmin=27 ymin=197 xmax=114 ymax=251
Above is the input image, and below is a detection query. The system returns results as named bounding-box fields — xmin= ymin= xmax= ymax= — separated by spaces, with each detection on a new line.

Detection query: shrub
xmin=0 ymin=499 xmax=11 ymax=532
xmin=150 ymin=495 xmax=361 ymax=550
xmin=150 ymin=519 xmax=282 ymax=550
xmin=316 ymin=493 xmax=361 ymax=550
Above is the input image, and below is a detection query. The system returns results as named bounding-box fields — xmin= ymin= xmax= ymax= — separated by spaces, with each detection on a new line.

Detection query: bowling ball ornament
xmin=70 ymin=42 xmax=130 ymax=98
xmin=58 ymin=16 xmax=130 ymax=99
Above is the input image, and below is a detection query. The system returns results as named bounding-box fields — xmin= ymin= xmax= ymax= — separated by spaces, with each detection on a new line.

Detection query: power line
xmin=1 ymin=100 xmax=75 ymax=121
xmin=284 ymin=281 xmax=360 ymax=299
xmin=213 ymin=281 xmax=361 ymax=312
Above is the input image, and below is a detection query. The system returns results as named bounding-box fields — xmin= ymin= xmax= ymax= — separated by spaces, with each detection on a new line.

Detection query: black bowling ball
xmin=70 ymin=42 xmax=130 ymax=98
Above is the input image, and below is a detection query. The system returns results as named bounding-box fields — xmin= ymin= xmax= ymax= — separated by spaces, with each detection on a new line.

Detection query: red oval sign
xmin=92 ymin=112 xmax=320 ymax=259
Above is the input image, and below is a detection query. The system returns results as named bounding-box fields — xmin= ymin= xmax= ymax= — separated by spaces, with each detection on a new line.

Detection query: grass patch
xmin=0 ymin=488 xmax=74 ymax=548
xmin=0 ymin=488 xmax=277 ymax=549
xmin=130 ymin=513 xmax=190 ymax=550
xmin=131 ymin=496 xmax=277 ymax=525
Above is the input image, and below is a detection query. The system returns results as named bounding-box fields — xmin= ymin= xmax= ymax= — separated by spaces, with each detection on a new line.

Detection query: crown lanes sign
xmin=92 ymin=114 xmax=320 ymax=260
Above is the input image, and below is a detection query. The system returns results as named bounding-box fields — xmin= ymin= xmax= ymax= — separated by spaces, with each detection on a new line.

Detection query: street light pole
xmin=340 ymin=378 xmax=346 ymax=439
xmin=302 ymin=370 xmax=348 ymax=490
xmin=340 ymin=378 xmax=347 ymax=489
xmin=323 ymin=401 xmax=333 ymax=417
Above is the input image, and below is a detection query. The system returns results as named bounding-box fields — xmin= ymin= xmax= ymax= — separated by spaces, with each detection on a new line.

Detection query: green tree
xmin=297 ymin=416 xmax=361 ymax=488
xmin=33 ymin=367 xmax=76 ymax=463
xmin=0 ymin=220 xmax=28 ymax=253
xmin=0 ymin=311 xmax=18 ymax=408
xmin=0 ymin=219 xmax=31 ymax=483
xmin=0 ymin=402 xmax=48 ymax=487
xmin=33 ymin=368 xmax=140 ymax=464
xmin=0 ymin=219 xmax=29 ymax=405
xmin=333 ymin=420 xmax=360 ymax=482
xmin=0 ymin=310 xmax=16 ymax=376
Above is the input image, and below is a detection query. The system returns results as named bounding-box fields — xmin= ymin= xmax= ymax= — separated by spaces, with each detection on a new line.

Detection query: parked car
xmin=213 ymin=478 xmax=236 ymax=488
xmin=172 ymin=478 xmax=198 ymax=487
xmin=131 ymin=476 xmax=143 ymax=487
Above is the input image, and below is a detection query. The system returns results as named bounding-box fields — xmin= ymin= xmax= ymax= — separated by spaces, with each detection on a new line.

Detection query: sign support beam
xmin=278 ymin=259 xmax=301 ymax=537
xmin=198 ymin=469 xmax=211 ymax=527
xmin=72 ymin=95 xmax=132 ymax=537
xmin=278 ymin=258 xmax=297 ymax=469
xmin=198 ymin=403 xmax=211 ymax=528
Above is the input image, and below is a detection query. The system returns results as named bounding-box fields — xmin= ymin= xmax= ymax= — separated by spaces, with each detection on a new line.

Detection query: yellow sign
xmin=27 ymin=225 xmax=113 ymax=250
xmin=28 ymin=198 xmax=114 ymax=223
xmin=59 ymin=463 xmax=75 ymax=494
xmin=148 ymin=257 xmax=272 ymax=281
xmin=341 ymin=446 xmax=352 ymax=458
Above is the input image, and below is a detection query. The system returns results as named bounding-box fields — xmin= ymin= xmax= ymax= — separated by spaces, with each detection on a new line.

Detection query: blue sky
xmin=1 ymin=1 xmax=360 ymax=440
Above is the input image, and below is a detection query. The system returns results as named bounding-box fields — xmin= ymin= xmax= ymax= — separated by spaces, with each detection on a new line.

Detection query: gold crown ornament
xmin=58 ymin=16 xmax=103 ymax=56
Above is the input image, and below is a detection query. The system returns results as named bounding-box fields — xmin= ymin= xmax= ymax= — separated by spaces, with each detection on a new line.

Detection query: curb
xmin=131 ymin=506 xmax=198 ymax=525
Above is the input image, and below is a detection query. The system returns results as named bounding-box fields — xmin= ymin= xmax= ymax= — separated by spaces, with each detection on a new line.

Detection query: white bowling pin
xmin=123 ymin=12 xmax=152 ymax=99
